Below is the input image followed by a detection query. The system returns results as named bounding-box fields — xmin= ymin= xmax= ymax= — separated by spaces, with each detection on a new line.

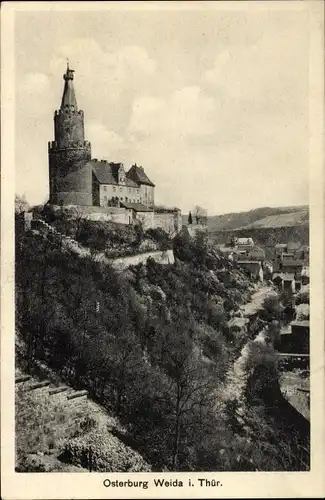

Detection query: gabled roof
xmin=282 ymin=260 xmax=303 ymax=268
xmin=282 ymin=273 xmax=295 ymax=281
xmin=291 ymin=320 xmax=310 ymax=328
xmin=237 ymin=260 xmax=261 ymax=264
xmin=236 ymin=237 xmax=254 ymax=245
xmin=127 ymin=164 xmax=155 ymax=187
xmin=120 ymin=202 xmax=153 ymax=212
xmin=272 ymin=272 xmax=295 ymax=281
xmin=91 ymin=161 xmax=138 ymax=187
xmin=272 ymin=273 xmax=283 ymax=281
xmin=287 ymin=241 xmax=302 ymax=250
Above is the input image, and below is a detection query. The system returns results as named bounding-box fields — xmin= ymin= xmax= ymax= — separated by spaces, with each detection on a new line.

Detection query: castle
xmin=48 ymin=64 xmax=155 ymax=209
xmin=48 ymin=64 xmax=181 ymax=233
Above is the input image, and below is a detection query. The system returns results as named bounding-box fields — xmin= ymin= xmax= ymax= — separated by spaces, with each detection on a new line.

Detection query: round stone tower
xmin=48 ymin=64 xmax=92 ymax=205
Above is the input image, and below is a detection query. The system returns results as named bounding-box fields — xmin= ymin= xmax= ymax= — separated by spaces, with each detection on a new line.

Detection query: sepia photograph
xmin=1 ymin=1 xmax=325 ymax=498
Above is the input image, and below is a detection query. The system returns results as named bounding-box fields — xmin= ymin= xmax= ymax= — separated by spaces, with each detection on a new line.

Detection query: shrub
xmin=145 ymin=228 xmax=171 ymax=251
xmin=61 ymin=430 xmax=151 ymax=472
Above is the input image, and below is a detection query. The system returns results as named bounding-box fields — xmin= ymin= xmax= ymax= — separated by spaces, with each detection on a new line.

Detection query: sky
xmin=14 ymin=4 xmax=310 ymax=215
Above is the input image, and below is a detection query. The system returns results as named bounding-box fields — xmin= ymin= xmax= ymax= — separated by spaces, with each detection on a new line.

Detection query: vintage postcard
xmin=1 ymin=1 xmax=324 ymax=498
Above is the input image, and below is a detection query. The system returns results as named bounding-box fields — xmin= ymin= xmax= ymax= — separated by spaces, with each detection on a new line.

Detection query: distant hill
xmin=206 ymin=205 xmax=308 ymax=232
xmin=242 ymin=209 xmax=309 ymax=229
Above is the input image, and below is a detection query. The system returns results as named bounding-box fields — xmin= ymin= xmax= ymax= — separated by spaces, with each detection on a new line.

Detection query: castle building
xmin=49 ymin=65 xmax=155 ymax=208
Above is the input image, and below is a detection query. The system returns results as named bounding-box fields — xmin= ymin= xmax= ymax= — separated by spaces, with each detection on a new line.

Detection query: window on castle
xmin=103 ymin=186 xmax=107 ymax=191
xmin=113 ymin=187 xmax=116 ymax=192
xmin=128 ymin=188 xmax=131 ymax=193
xmin=120 ymin=187 xmax=122 ymax=191
xmin=104 ymin=196 xmax=107 ymax=202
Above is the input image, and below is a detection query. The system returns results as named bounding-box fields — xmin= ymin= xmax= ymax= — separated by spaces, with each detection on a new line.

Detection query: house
xmin=232 ymin=244 xmax=265 ymax=263
xmin=91 ymin=160 xmax=154 ymax=208
xmin=279 ymin=320 xmax=309 ymax=354
xmin=235 ymin=237 xmax=255 ymax=250
xmin=272 ymin=272 xmax=295 ymax=292
xmin=274 ymin=252 xmax=304 ymax=274
xmin=287 ymin=241 xmax=302 ymax=257
xmin=120 ymin=202 xmax=154 ymax=230
xmin=281 ymin=252 xmax=295 ymax=262
xmin=247 ymin=245 xmax=265 ymax=261
xmin=295 ymin=279 xmax=302 ymax=292
xmin=275 ymin=243 xmax=288 ymax=255
xmin=281 ymin=259 xmax=304 ymax=275
xmin=300 ymin=245 xmax=309 ymax=261
xmin=291 ymin=320 xmax=310 ymax=353
xmin=283 ymin=274 xmax=295 ymax=292
xmin=295 ymin=303 xmax=310 ymax=321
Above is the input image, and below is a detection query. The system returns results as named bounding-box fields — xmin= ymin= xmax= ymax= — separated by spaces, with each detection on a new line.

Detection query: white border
xmin=1 ymin=2 xmax=324 ymax=499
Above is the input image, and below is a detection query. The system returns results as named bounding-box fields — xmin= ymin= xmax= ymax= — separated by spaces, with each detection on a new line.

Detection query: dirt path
xmin=221 ymin=284 xmax=276 ymax=403
xmin=240 ymin=284 xmax=276 ymax=317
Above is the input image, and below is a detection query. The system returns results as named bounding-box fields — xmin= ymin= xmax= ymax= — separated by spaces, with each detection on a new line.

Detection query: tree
xmin=188 ymin=211 xmax=193 ymax=225
xmin=193 ymin=206 xmax=208 ymax=226
xmin=15 ymin=194 xmax=29 ymax=214
xmin=151 ymin=317 xmax=219 ymax=470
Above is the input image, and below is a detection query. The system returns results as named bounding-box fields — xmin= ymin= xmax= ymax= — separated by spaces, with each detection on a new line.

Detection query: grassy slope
xmin=15 ymin=368 xmax=151 ymax=472
xmin=242 ymin=210 xmax=309 ymax=229
xmin=205 ymin=205 xmax=308 ymax=232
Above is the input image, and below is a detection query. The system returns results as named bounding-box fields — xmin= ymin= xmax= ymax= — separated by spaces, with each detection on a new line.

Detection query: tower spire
xmin=60 ymin=62 xmax=78 ymax=110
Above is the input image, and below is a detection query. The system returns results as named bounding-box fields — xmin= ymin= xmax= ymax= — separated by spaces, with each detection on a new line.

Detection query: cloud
xmin=49 ymin=38 xmax=156 ymax=104
xmin=17 ymin=72 xmax=53 ymax=118
xmin=87 ymin=121 xmax=126 ymax=159
xmin=129 ymin=86 xmax=216 ymax=139
xmin=14 ymin=10 xmax=309 ymax=213
xmin=203 ymin=26 xmax=307 ymax=110
xmin=19 ymin=72 xmax=50 ymax=93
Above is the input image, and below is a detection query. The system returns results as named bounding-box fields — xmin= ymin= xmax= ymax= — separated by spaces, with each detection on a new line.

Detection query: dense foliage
xmin=15 ymin=225 xmax=309 ymax=471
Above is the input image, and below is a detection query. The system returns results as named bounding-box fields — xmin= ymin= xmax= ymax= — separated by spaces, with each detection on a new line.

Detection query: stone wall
xmin=48 ymin=205 xmax=132 ymax=225
xmin=110 ymin=249 xmax=175 ymax=271
xmin=154 ymin=211 xmax=182 ymax=236
xmin=80 ymin=206 xmax=133 ymax=225
xmin=136 ymin=211 xmax=155 ymax=230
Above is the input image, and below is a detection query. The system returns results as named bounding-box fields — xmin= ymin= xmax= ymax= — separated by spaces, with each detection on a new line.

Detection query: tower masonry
xmin=48 ymin=64 xmax=92 ymax=205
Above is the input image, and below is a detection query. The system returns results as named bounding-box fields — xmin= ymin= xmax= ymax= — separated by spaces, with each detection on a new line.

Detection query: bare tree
xmin=15 ymin=194 xmax=29 ymax=214
xmin=193 ymin=205 xmax=208 ymax=226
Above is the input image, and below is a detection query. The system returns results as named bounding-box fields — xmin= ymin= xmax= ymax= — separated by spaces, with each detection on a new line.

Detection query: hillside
xmin=205 ymin=205 xmax=308 ymax=232
xmin=15 ymin=365 xmax=151 ymax=473
xmin=242 ymin=209 xmax=309 ymax=229
xmin=15 ymin=219 xmax=309 ymax=471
